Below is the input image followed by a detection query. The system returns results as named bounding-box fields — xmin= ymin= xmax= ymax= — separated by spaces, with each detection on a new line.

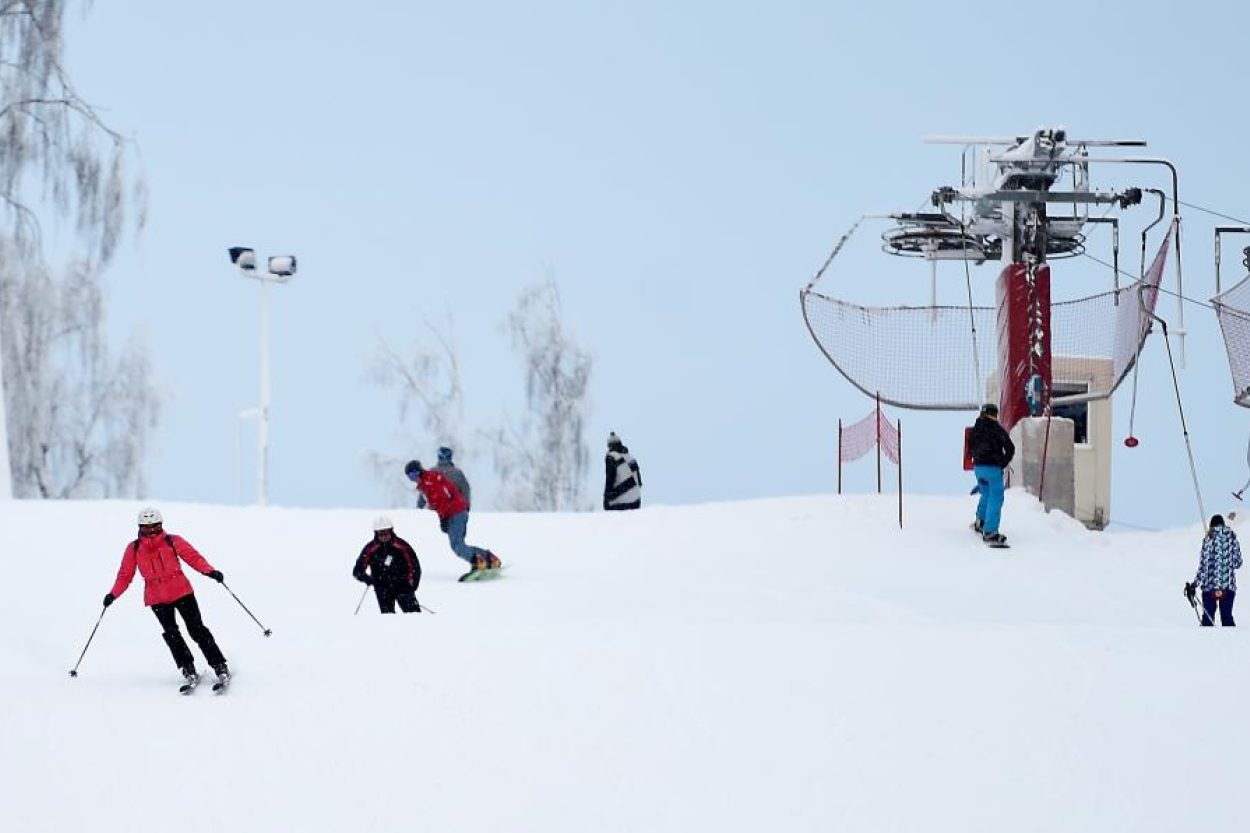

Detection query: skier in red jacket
xmin=405 ymin=459 xmax=501 ymax=578
xmin=104 ymin=507 xmax=229 ymax=687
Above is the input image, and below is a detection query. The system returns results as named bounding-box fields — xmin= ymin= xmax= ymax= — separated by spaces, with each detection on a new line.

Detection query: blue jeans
xmin=444 ymin=511 xmax=486 ymax=565
xmin=974 ymin=465 xmax=1005 ymax=534
xmin=1201 ymin=590 xmax=1236 ymax=626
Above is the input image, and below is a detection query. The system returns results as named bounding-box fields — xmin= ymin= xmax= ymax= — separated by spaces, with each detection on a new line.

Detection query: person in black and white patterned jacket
xmin=604 ymin=432 xmax=642 ymax=511
xmin=1187 ymin=515 xmax=1243 ymax=626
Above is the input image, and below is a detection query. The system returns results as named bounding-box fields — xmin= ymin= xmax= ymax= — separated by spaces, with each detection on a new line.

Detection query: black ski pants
xmin=1201 ymin=590 xmax=1236 ymax=627
xmin=151 ymin=593 xmax=227 ymax=670
xmin=375 ymin=582 xmax=420 ymax=614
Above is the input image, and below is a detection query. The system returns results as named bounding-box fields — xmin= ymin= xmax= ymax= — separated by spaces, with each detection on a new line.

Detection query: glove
xmin=1184 ymin=582 xmax=1197 ymax=602
xmin=359 ymin=574 xmax=373 ymax=586
xmin=103 ymin=593 xmax=115 ymax=607
xmin=439 ymin=517 xmax=450 ymax=533
xmin=208 ymin=570 xmax=224 ymax=583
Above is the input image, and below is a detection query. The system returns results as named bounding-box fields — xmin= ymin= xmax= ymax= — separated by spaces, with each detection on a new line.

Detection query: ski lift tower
xmin=802 ymin=127 xmax=1184 ymax=527
xmin=908 ymin=128 xmax=1153 ymax=428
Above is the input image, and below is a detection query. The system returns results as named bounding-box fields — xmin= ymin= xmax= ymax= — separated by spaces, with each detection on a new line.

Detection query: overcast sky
xmin=58 ymin=0 xmax=1250 ymax=529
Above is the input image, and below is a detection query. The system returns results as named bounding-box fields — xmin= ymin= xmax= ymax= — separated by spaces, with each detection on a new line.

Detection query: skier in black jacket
xmin=352 ymin=517 xmax=422 ymax=613
xmin=968 ymin=403 xmax=1015 ymax=544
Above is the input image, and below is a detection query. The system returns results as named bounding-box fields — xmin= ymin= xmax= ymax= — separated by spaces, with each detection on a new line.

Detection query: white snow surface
xmin=3 ymin=493 xmax=1246 ymax=832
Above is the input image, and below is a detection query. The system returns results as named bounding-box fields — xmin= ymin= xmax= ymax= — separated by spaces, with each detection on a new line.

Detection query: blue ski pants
xmin=444 ymin=510 xmax=487 ymax=565
xmin=974 ymin=465 xmax=1005 ymax=535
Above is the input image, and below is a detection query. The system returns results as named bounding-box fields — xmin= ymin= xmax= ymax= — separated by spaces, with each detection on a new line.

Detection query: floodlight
xmin=268 ymin=255 xmax=297 ymax=277
xmin=229 ymin=247 xmax=257 ymax=271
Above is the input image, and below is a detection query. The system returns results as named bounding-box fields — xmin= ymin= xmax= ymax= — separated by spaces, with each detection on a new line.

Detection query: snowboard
xmin=971 ymin=522 xmax=1010 ymax=549
xmin=458 ymin=565 xmax=505 ymax=583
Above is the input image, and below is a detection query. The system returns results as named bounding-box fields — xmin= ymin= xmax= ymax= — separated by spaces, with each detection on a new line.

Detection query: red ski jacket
xmin=416 ymin=470 xmax=468 ymax=520
xmin=110 ymin=533 xmax=216 ymax=607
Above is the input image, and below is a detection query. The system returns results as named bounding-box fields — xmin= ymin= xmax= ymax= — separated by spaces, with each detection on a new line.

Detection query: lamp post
xmin=229 ymin=247 xmax=297 ymax=506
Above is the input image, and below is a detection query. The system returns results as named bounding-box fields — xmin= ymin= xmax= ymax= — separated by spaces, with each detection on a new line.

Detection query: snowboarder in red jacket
xmin=103 ymin=507 xmax=229 ymax=687
xmin=405 ymin=459 xmax=501 ymax=576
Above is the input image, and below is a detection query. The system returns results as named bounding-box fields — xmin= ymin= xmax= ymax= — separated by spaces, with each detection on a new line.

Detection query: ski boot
xmin=459 ymin=553 xmax=489 ymax=582
xmin=179 ymin=665 xmax=200 ymax=693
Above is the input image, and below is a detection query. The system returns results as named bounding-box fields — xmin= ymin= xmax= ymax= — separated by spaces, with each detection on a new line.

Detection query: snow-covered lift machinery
xmin=802 ymin=127 xmax=1184 ymax=527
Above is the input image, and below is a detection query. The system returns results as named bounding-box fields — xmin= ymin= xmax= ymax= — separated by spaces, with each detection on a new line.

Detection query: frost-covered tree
xmin=0 ymin=1 xmax=150 ymax=497
xmin=366 ymin=316 xmax=472 ymax=506
xmin=1 ymin=250 xmax=159 ymax=497
xmin=490 ymin=280 xmax=592 ymax=511
xmin=0 ymin=1 xmax=143 ymax=265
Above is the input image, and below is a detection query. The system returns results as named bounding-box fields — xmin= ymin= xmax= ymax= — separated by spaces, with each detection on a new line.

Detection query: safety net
xmin=800 ymin=226 xmax=1172 ymax=410
xmin=1213 ymin=273 xmax=1250 ymax=408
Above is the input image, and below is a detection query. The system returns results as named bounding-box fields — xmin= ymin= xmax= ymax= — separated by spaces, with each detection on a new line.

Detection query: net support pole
xmin=876 ymin=392 xmax=882 ymax=495
xmin=837 ymin=419 xmax=842 ymax=495
xmin=897 ymin=419 xmax=904 ymax=529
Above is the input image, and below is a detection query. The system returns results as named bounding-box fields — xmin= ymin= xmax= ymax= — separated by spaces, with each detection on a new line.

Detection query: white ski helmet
xmin=137 ymin=507 xmax=163 ymax=526
xmin=372 ymin=515 xmax=394 ymax=532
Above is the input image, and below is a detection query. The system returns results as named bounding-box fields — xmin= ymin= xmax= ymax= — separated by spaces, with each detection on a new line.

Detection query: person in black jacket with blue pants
xmin=968 ymin=403 xmax=1015 ymax=545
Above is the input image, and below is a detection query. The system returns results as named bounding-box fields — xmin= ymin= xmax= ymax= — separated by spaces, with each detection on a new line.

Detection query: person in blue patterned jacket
xmin=1186 ymin=515 xmax=1243 ymax=626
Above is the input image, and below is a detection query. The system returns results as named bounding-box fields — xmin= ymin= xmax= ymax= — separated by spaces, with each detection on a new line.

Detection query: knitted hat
xmin=607 ymin=432 xmax=621 ymax=448
xmin=437 ymin=446 xmax=454 ymax=464
xmin=404 ymin=460 xmax=423 ymax=479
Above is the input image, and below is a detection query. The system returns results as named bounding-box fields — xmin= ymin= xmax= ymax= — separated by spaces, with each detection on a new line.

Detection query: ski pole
xmin=221 ymin=582 xmax=273 ymax=636
xmin=354 ymin=584 xmax=369 ymax=615
xmin=69 ymin=606 xmax=109 ymax=678
xmin=1186 ymin=586 xmax=1205 ymax=625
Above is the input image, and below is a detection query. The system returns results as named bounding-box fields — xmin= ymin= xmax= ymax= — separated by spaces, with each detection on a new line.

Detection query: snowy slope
xmin=2 ymin=492 xmax=1246 ymax=833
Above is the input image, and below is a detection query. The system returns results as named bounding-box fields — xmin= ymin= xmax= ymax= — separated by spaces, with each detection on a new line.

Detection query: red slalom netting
xmin=840 ymin=406 xmax=899 ymax=464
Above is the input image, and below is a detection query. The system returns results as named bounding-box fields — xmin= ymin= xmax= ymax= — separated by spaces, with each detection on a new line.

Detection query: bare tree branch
xmin=492 ymin=279 xmax=592 ymax=512
xmin=366 ymin=313 xmax=473 ymax=506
